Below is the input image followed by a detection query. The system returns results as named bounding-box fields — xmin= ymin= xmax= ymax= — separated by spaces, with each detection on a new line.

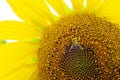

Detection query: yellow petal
xmin=0 ymin=21 xmax=42 ymax=40
xmin=0 ymin=42 xmax=39 ymax=78
xmin=7 ymin=0 xmax=56 ymax=26
xmin=86 ymin=0 xmax=103 ymax=13
xmin=1 ymin=64 xmax=38 ymax=80
xmin=71 ymin=0 xmax=84 ymax=13
xmin=97 ymin=0 xmax=120 ymax=24
xmin=46 ymin=0 xmax=71 ymax=17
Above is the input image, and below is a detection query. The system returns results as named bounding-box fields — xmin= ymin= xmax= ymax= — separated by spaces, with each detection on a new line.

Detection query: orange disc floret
xmin=38 ymin=13 xmax=120 ymax=80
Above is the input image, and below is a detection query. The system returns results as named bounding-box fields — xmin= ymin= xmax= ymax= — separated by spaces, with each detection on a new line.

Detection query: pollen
xmin=37 ymin=13 xmax=120 ymax=80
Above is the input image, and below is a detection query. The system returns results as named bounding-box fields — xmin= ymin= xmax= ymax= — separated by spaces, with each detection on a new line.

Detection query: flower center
xmin=59 ymin=41 xmax=98 ymax=78
xmin=38 ymin=13 xmax=120 ymax=80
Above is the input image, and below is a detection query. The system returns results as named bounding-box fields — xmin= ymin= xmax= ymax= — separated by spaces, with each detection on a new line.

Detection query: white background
xmin=0 ymin=0 xmax=21 ymax=21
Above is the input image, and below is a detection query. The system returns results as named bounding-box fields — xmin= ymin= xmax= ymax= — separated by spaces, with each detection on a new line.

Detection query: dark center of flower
xmin=59 ymin=41 xmax=98 ymax=78
xmin=38 ymin=13 xmax=120 ymax=80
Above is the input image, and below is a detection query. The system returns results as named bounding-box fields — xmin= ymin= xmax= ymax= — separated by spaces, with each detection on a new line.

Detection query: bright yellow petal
xmin=46 ymin=0 xmax=71 ymax=17
xmin=71 ymin=0 xmax=84 ymax=13
xmin=0 ymin=21 xmax=42 ymax=40
xmin=7 ymin=0 xmax=56 ymax=26
xmin=97 ymin=0 xmax=120 ymax=24
xmin=1 ymin=64 xmax=38 ymax=80
xmin=0 ymin=42 xmax=39 ymax=79
xmin=87 ymin=0 xmax=103 ymax=13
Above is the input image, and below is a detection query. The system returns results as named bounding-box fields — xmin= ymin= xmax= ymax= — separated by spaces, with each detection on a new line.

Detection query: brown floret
xmin=38 ymin=13 xmax=120 ymax=80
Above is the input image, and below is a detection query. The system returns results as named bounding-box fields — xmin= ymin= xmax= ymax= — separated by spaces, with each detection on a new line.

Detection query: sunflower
xmin=0 ymin=0 xmax=120 ymax=80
